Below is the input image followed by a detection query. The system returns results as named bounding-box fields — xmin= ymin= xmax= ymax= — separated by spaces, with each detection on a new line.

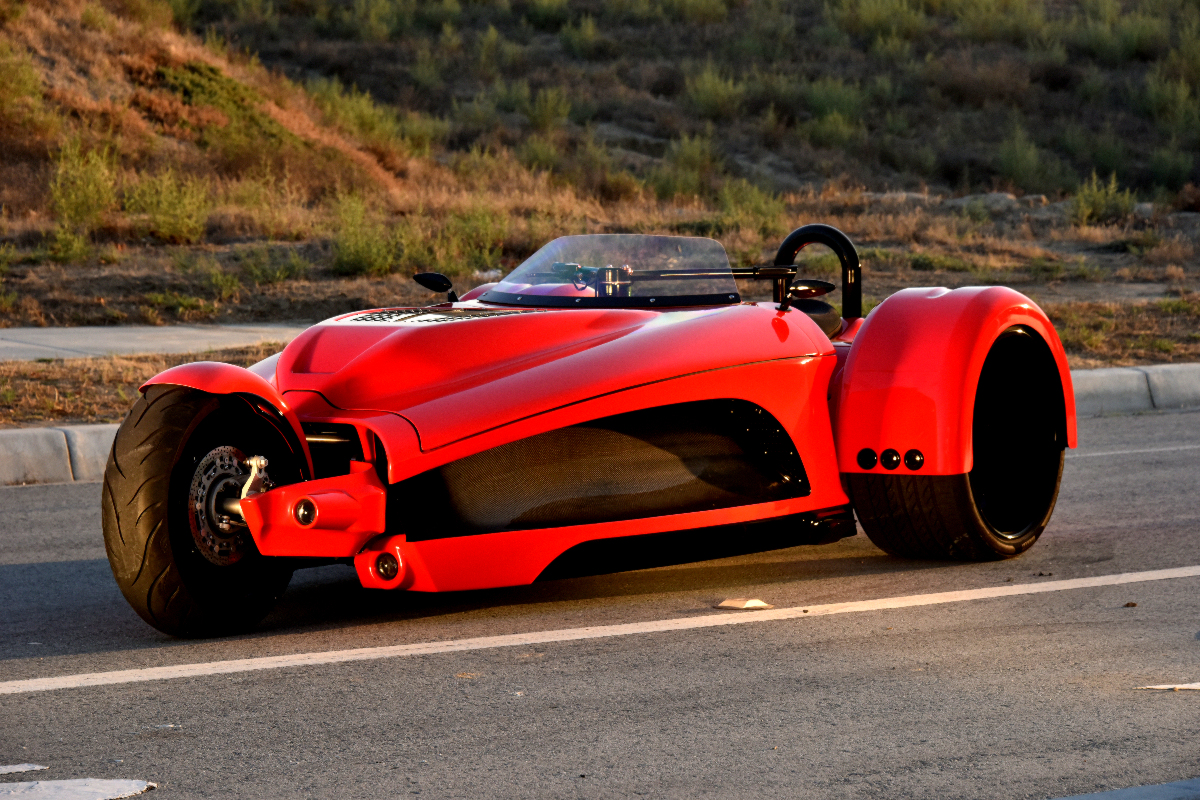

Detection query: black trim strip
xmin=479 ymin=290 xmax=740 ymax=309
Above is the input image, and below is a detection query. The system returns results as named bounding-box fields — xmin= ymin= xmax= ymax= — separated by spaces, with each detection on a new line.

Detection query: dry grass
xmin=1046 ymin=295 xmax=1200 ymax=368
xmin=0 ymin=343 xmax=282 ymax=428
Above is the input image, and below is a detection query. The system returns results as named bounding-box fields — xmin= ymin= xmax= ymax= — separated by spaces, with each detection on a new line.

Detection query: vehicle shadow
xmin=264 ymin=532 xmax=956 ymax=635
xmin=0 ymin=534 xmax=956 ymax=663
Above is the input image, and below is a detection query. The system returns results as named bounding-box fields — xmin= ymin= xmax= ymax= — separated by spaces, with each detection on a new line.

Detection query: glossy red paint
xmin=404 ymin=501 xmax=836 ymax=593
xmin=140 ymin=360 xmax=313 ymax=474
xmin=277 ymin=303 xmax=832 ymax=452
xmin=240 ymin=460 xmax=387 ymax=557
xmin=835 ymin=286 xmax=1076 ymax=476
xmin=354 ymin=535 xmax=410 ymax=590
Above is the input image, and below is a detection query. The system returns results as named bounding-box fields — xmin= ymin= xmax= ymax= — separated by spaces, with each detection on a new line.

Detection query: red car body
xmin=142 ymin=229 xmax=1076 ymax=597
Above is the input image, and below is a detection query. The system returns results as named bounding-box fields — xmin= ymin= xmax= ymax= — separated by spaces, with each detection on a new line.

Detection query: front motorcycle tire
xmin=101 ymin=385 xmax=301 ymax=637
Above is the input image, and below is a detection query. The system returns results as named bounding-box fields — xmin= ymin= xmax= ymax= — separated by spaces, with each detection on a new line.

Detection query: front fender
xmin=142 ymin=361 xmax=313 ymax=476
xmin=836 ymin=286 xmax=1076 ymax=475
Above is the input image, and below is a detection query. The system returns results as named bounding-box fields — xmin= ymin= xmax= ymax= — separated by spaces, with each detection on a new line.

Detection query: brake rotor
xmin=188 ymin=446 xmax=259 ymax=566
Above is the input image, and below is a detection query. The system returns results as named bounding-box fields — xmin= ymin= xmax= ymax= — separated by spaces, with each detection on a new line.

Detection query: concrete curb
xmin=1073 ymin=364 xmax=1200 ymax=416
xmin=2 ymin=366 xmax=1198 ymax=486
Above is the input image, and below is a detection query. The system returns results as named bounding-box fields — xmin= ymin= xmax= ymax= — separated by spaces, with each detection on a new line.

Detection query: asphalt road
xmin=1 ymin=411 xmax=1199 ymax=799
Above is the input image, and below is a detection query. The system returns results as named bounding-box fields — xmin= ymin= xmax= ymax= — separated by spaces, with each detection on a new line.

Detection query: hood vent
xmin=342 ymin=308 xmax=537 ymax=325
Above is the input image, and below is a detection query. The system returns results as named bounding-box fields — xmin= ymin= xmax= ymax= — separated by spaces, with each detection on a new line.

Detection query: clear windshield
xmin=481 ymin=234 xmax=739 ymax=308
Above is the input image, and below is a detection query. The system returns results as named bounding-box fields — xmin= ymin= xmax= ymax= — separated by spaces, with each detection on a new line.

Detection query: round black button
xmin=856 ymin=448 xmax=877 ymax=469
xmin=904 ymin=449 xmax=925 ymax=470
xmin=880 ymin=449 xmax=901 ymax=470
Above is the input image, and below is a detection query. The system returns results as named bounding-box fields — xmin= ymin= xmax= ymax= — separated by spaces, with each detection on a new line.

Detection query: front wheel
xmin=849 ymin=327 xmax=1067 ymax=561
xmin=102 ymin=385 xmax=303 ymax=637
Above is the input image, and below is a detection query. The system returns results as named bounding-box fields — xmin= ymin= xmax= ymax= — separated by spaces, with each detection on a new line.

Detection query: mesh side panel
xmin=390 ymin=400 xmax=810 ymax=540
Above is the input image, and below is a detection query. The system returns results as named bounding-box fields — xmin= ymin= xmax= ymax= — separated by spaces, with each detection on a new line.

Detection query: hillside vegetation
xmin=0 ymin=0 xmax=1197 ymax=368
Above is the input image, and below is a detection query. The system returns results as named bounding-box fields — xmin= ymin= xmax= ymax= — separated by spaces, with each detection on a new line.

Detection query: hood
xmin=278 ymin=304 xmax=830 ymax=451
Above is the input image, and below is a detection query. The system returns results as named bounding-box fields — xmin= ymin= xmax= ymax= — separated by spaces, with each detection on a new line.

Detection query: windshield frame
xmin=479 ymin=234 xmax=742 ymax=309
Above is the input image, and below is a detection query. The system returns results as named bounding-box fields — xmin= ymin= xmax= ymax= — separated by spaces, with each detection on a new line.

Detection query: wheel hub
xmin=188 ymin=446 xmax=269 ymax=566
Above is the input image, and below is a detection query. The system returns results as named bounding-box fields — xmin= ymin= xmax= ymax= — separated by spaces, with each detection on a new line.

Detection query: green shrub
xmin=396 ymin=208 xmax=508 ymax=276
xmin=1150 ymin=146 xmax=1195 ymax=191
xmin=1141 ymin=70 xmax=1198 ymax=133
xmin=805 ymin=77 xmax=862 ymax=120
xmin=1071 ymin=172 xmax=1134 ymax=225
xmin=476 ymin=25 xmax=503 ymax=79
xmin=241 ymin=247 xmax=311 ymax=285
xmin=526 ymin=0 xmax=568 ymax=30
xmin=518 ymin=134 xmax=562 ymax=171
xmin=342 ymin=0 xmax=406 ymax=41
xmin=309 ymin=76 xmax=447 ymax=157
xmin=649 ymin=133 xmax=722 ymax=199
xmin=953 ymin=0 xmax=1047 ymax=45
xmin=418 ymin=0 xmax=459 ymax=29
xmin=50 ymin=139 xmax=116 ymax=259
xmin=732 ymin=0 xmax=795 ymax=60
xmin=159 ymin=62 xmax=295 ymax=156
xmin=439 ymin=22 xmax=463 ymax=53
xmin=718 ymin=179 xmax=785 ymax=236
xmin=308 ymin=76 xmax=403 ymax=155
xmin=144 ymin=292 xmax=216 ymax=320
xmin=603 ymin=0 xmax=660 ymax=21
xmin=454 ymin=92 xmax=500 ymax=132
xmin=492 ymin=79 xmax=532 ymax=113
xmin=1165 ymin=36 xmax=1200 ymax=88
xmin=125 ymin=170 xmax=211 ymax=244
xmin=411 ymin=43 xmax=444 ymax=90
xmin=910 ymin=252 xmax=973 ymax=272
xmin=686 ymin=63 xmax=744 ymax=119
xmin=998 ymin=127 xmax=1040 ymax=189
xmin=835 ymin=0 xmax=927 ymax=40
xmin=661 ymin=0 xmax=726 ymax=23
xmin=802 ymin=111 xmax=862 ymax=148
xmin=0 ymin=243 xmax=16 ymax=276
xmin=561 ymin=16 xmax=610 ymax=58
xmin=206 ymin=268 xmax=242 ymax=301
xmin=81 ymin=2 xmax=118 ymax=31
xmin=398 ymin=111 xmax=450 ymax=156
xmin=744 ymin=72 xmax=804 ymax=119
xmin=1068 ymin=5 xmax=1170 ymax=65
xmin=332 ymin=195 xmax=397 ymax=276
xmin=526 ymin=87 xmax=570 ymax=131
xmin=0 ymin=41 xmax=43 ymax=127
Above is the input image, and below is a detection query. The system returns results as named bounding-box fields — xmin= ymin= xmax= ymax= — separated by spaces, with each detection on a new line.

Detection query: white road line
xmin=0 ymin=765 xmax=47 ymax=775
xmin=1138 ymin=683 xmax=1200 ymax=691
xmin=3 ymin=565 xmax=1199 ymax=696
xmin=1067 ymin=444 xmax=1200 ymax=459
xmin=0 ymin=779 xmax=155 ymax=799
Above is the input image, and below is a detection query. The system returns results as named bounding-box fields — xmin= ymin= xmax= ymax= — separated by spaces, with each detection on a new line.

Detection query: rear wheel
xmin=102 ymin=385 xmax=304 ymax=637
xmin=850 ymin=327 xmax=1066 ymax=560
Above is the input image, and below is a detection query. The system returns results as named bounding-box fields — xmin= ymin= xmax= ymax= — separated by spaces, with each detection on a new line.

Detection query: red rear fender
xmin=141 ymin=361 xmax=313 ymax=476
xmin=836 ymin=287 xmax=1076 ymax=475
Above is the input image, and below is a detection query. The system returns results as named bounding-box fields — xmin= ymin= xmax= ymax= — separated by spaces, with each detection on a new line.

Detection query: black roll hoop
xmin=773 ymin=224 xmax=862 ymax=320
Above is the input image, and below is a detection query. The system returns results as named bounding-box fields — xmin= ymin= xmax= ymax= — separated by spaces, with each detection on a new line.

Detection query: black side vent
xmin=302 ymin=423 xmax=364 ymax=479
xmin=388 ymin=400 xmax=809 ymax=541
